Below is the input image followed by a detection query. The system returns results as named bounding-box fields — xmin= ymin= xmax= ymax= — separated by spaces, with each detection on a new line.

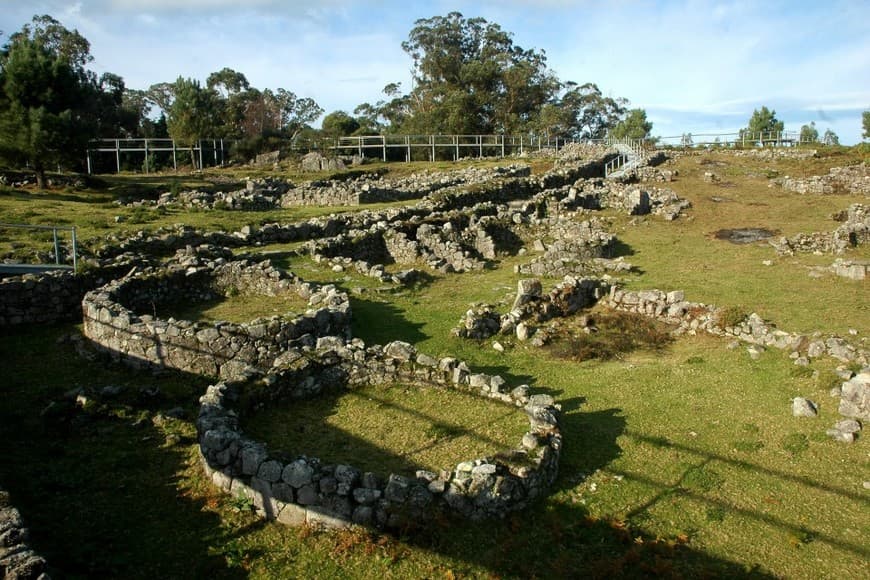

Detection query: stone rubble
xmin=0 ymin=486 xmax=50 ymax=580
xmin=770 ymin=204 xmax=869 ymax=256
xmin=452 ymin=277 xmax=610 ymax=342
xmin=604 ymin=285 xmax=868 ymax=366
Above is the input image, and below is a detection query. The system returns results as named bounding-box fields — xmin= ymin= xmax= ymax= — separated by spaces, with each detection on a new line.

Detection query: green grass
xmin=163 ymin=291 xmax=311 ymax=323
xmin=614 ymin=151 xmax=869 ymax=337
xmin=1 ymin=149 xmax=870 ymax=578
xmin=242 ymin=382 xmax=530 ymax=476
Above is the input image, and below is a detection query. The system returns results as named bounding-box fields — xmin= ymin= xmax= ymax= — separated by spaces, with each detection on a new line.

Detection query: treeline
xmin=0 ymin=13 xmax=654 ymax=183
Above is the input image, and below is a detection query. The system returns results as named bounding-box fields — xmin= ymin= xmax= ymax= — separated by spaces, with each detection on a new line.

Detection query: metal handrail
xmin=0 ymin=223 xmax=77 ymax=273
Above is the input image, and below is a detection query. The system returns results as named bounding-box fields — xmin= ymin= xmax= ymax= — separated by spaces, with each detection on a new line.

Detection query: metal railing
xmin=331 ymin=134 xmax=571 ymax=162
xmin=87 ymin=138 xmax=228 ymax=174
xmin=0 ymin=223 xmax=77 ymax=274
xmin=655 ymin=130 xmax=804 ymax=148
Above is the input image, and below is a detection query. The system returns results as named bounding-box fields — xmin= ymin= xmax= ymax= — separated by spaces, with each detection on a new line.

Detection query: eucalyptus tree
xmin=399 ymin=12 xmax=558 ymax=135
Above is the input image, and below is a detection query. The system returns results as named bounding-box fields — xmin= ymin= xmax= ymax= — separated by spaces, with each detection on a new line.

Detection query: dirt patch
xmin=714 ymin=228 xmax=778 ymax=244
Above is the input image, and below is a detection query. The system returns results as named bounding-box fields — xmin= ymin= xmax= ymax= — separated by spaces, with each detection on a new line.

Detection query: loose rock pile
xmin=197 ymin=338 xmax=562 ymax=528
xmin=0 ymin=486 xmax=49 ymax=580
xmin=453 ymin=277 xmax=609 ymax=345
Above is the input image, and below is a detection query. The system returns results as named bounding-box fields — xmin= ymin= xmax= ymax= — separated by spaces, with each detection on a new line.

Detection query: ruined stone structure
xmin=82 ymin=249 xmax=350 ymax=378
xmin=453 ymin=277 xmax=610 ymax=342
xmin=604 ymin=286 xmax=868 ymax=365
xmin=0 ymin=486 xmax=49 ymax=580
xmin=197 ymin=339 xmax=562 ymax=529
xmin=771 ymin=203 xmax=869 ymax=256
xmin=779 ymin=163 xmax=870 ymax=196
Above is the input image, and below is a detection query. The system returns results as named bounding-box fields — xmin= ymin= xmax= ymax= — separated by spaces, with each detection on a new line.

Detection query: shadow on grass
xmin=1 ymin=324 xmax=778 ymax=578
xmin=614 ymin=431 xmax=870 ymax=561
xmin=0 ymin=326 xmax=247 ymax=578
xmin=609 ymin=238 xmax=636 ymax=258
xmin=349 ymin=297 xmax=428 ymax=345
xmin=242 ymin=383 xmax=530 ymax=478
xmin=390 ymin=405 xmax=773 ymax=578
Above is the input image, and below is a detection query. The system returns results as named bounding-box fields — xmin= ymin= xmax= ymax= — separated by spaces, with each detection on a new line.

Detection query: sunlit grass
xmin=243 ymin=382 xmax=529 ymax=476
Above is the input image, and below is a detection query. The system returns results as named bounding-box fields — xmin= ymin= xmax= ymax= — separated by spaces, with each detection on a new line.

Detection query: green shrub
xmin=715 ymin=306 xmax=747 ymax=328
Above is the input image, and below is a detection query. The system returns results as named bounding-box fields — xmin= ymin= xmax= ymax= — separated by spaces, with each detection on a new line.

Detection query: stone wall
xmin=197 ymin=338 xmax=562 ymax=529
xmin=82 ymin=254 xmax=351 ymax=378
xmin=771 ymin=203 xmax=869 ymax=255
xmin=0 ymin=262 xmax=141 ymax=327
xmin=0 ymin=270 xmax=89 ymax=326
xmin=281 ymin=164 xmax=532 ymax=207
xmin=830 ymin=259 xmax=869 ymax=280
xmin=154 ymin=178 xmax=291 ymax=211
xmin=779 ymin=163 xmax=869 ymax=196
xmin=604 ymin=286 xmax=868 ymax=365
xmin=453 ymin=277 xmax=610 ymax=342
xmin=0 ymin=486 xmax=50 ymax=579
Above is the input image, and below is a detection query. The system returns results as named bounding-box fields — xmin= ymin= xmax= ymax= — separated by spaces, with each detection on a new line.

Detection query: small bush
xmin=548 ymin=311 xmax=673 ymax=362
xmin=715 ymin=306 xmax=747 ymax=328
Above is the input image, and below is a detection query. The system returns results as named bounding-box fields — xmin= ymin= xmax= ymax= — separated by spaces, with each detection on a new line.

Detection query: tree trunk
xmin=34 ymin=164 xmax=46 ymax=190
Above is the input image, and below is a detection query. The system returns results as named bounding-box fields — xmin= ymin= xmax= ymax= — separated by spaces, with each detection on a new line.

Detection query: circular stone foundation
xmin=82 ymin=248 xmax=350 ymax=378
xmin=197 ymin=338 xmax=562 ymax=529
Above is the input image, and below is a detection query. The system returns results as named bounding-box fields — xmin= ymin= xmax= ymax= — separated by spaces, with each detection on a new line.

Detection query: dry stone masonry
xmin=197 ymin=338 xmax=562 ymax=529
xmin=770 ymin=203 xmax=870 ymax=256
xmin=82 ymin=248 xmax=350 ymax=378
xmin=0 ymin=486 xmax=50 ymax=580
xmin=778 ymin=162 xmax=870 ymax=196
xmin=453 ymin=277 xmax=609 ymax=344
xmin=604 ymin=286 xmax=868 ymax=366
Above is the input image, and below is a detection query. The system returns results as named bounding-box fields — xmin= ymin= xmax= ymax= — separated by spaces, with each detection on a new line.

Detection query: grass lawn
xmin=243 ymin=382 xmax=530 ymax=477
xmin=1 ymin=148 xmax=868 ymax=578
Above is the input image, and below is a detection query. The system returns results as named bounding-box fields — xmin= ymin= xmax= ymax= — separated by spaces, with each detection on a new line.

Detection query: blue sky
xmin=1 ymin=0 xmax=868 ymax=143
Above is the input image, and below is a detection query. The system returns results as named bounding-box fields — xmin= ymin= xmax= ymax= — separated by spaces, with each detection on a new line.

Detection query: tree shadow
xmin=609 ymin=238 xmax=636 ymax=258
xmin=240 ymin=381 xmax=530 ymax=479
xmin=348 ymin=297 xmax=428 ymax=345
xmin=0 ymin=326 xmax=248 ymax=579
xmin=2 ymin=321 xmax=800 ymax=578
xmin=391 ymin=403 xmax=773 ymax=578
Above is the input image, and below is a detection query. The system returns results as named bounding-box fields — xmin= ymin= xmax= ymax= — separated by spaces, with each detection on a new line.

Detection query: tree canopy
xmin=741 ymin=106 xmax=784 ymax=141
xmin=0 ymin=16 xmax=105 ymax=187
xmin=800 ymin=121 xmax=819 ymax=143
xmin=0 ymin=11 xmax=659 ymax=177
xmin=610 ymin=108 xmax=652 ymax=140
xmin=351 ymin=12 xmax=640 ymax=141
